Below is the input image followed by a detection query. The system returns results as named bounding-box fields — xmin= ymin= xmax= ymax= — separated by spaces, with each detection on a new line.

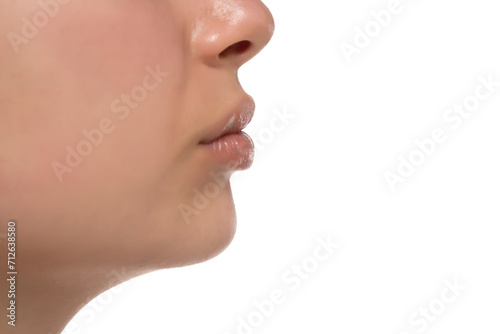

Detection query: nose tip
xmin=191 ymin=0 xmax=275 ymax=68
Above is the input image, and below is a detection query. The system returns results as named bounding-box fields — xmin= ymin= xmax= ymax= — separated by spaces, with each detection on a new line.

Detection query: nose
xmin=191 ymin=0 xmax=275 ymax=69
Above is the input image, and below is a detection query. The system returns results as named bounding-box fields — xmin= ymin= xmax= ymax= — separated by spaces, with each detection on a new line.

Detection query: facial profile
xmin=0 ymin=0 xmax=274 ymax=332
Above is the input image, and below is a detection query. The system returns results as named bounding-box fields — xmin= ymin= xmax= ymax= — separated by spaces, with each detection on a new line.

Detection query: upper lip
xmin=199 ymin=96 xmax=255 ymax=144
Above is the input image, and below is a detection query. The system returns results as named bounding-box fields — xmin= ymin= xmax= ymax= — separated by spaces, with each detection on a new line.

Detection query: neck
xmin=0 ymin=261 xmax=137 ymax=334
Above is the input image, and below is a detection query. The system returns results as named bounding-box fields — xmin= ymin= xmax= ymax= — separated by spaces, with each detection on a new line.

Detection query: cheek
xmin=42 ymin=1 xmax=181 ymax=98
xmin=9 ymin=2 xmax=187 ymax=187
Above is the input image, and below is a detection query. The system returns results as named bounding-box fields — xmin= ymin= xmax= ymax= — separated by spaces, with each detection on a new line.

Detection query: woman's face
xmin=0 ymin=0 xmax=274 ymax=273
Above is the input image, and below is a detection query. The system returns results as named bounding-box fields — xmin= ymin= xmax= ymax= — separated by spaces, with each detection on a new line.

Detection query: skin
xmin=0 ymin=0 xmax=274 ymax=333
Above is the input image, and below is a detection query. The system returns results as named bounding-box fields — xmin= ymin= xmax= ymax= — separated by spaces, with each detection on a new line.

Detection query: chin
xmin=187 ymin=184 xmax=238 ymax=264
xmin=150 ymin=184 xmax=238 ymax=269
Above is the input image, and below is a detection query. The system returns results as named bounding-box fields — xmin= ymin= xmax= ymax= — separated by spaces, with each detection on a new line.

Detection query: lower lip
xmin=200 ymin=132 xmax=255 ymax=170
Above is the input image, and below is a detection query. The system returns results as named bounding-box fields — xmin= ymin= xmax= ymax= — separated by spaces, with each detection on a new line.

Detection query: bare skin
xmin=0 ymin=0 xmax=274 ymax=333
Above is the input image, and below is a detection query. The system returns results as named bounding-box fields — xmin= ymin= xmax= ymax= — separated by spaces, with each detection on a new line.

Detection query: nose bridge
xmin=211 ymin=0 xmax=246 ymax=25
xmin=191 ymin=0 xmax=275 ymax=68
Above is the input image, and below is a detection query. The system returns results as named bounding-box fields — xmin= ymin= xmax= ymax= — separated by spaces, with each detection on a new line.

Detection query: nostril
xmin=219 ymin=40 xmax=251 ymax=58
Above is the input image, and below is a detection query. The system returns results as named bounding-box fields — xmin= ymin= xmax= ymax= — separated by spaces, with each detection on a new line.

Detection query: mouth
xmin=199 ymin=96 xmax=256 ymax=170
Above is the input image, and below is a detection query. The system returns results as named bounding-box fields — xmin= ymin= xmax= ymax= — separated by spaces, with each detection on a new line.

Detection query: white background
xmin=66 ymin=0 xmax=500 ymax=333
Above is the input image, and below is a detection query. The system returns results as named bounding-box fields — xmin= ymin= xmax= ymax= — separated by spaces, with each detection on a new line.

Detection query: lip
xmin=199 ymin=96 xmax=256 ymax=170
